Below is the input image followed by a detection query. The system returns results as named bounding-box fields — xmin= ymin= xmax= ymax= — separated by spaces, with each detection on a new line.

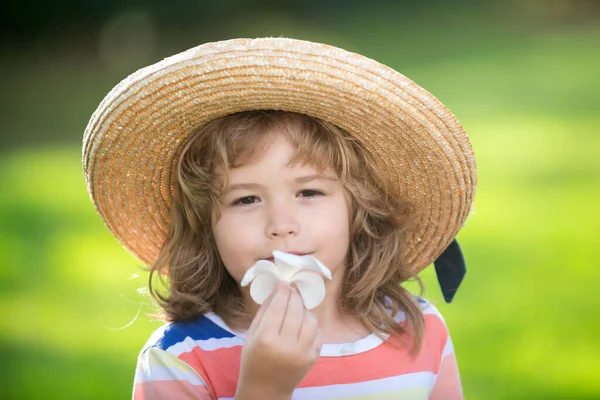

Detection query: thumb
xmin=247 ymin=281 xmax=284 ymax=334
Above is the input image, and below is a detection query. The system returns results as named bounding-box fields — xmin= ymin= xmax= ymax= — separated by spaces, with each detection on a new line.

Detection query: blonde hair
xmin=149 ymin=110 xmax=425 ymax=350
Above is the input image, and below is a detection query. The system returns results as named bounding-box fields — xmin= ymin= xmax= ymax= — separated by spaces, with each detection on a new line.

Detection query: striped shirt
xmin=133 ymin=299 xmax=463 ymax=399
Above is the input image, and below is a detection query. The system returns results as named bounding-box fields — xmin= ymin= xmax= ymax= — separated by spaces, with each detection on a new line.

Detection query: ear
xmin=433 ymin=239 xmax=467 ymax=303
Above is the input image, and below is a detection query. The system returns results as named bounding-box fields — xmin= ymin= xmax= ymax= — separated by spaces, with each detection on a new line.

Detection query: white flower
xmin=240 ymin=250 xmax=333 ymax=310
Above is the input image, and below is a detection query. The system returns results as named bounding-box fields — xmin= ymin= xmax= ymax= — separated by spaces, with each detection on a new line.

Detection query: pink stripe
xmin=133 ymin=380 xmax=213 ymax=400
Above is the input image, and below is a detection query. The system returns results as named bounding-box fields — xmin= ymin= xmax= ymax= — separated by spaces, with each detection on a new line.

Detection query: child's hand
xmin=236 ymin=282 xmax=322 ymax=400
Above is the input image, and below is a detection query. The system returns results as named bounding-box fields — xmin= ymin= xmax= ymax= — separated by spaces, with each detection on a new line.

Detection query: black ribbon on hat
xmin=433 ymin=239 xmax=466 ymax=303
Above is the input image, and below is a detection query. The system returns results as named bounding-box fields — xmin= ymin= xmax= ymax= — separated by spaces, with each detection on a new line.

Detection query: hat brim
xmin=83 ymin=37 xmax=476 ymax=271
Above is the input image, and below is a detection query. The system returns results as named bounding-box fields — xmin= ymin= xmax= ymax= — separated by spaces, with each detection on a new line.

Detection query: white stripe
xmin=135 ymin=365 xmax=206 ymax=385
xmin=442 ymin=335 xmax=454 ymax=358
xmin=166 ymin=335 xmax=244 ymax=357
xmin=217 ymin=372 xmax=435 ymax=400
xmin=290 ymin=372 xmax=435 ymax=399
xmin=205 ymin=312 xmax=248 ymax=338
xmin=392 ymin=310 xmax=407 ymax=323
xmin=421 ymin=301 xmax=447 ymax=322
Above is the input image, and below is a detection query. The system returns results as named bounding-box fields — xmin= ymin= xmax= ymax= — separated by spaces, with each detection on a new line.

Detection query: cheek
xmin=313 ymin=196 xmax=351 ymax=251
xmin=215 ymin=212 xmax=260 ymax=243
xmin=329 ymin=196 xmax=351 ymax=235
xmin=212 ymin=213 xmax=259 ymax=281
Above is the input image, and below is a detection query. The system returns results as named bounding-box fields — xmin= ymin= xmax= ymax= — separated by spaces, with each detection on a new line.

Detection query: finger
xmin=247 ymin=280 xmax=281 ymax=334
xmin=257 ymin=282 xmax=291 ymax=335
xmin=280 ymin=289 xmax=305 ymax=338
xmin=311 ymin=329 xmax=323 ymax=359
xmin=298 ymin=310 xmax=319 ymax=348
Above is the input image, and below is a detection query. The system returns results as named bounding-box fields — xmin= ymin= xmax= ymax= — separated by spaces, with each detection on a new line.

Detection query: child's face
xmin=212 ymin=133 xmax=351 ymax=303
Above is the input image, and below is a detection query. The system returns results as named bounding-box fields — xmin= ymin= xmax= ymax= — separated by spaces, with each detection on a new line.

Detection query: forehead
xmin=219 ymin=133 xmax=336 ymax=181
xmin=221 ymin=129 xmax=334 ymax=173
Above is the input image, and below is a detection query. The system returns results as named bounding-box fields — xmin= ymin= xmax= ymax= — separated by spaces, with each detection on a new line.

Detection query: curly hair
xmin=149 ymin=110 xmax=425 ymax=351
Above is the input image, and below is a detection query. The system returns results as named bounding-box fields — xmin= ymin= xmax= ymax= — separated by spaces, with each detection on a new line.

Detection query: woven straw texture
xmin=83 ymin=37 xmax=477 ymax=272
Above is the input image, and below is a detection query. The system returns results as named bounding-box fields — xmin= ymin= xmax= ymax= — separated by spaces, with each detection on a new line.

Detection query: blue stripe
xmin=153 ymin=314 xmax=236 ymax=350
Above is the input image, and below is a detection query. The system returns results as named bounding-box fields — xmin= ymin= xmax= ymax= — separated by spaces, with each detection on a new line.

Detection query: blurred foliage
xmin=1 ymin=1 xmax=599 ymax=399
xmin=12 ymin=0 xmax=599 ymax=45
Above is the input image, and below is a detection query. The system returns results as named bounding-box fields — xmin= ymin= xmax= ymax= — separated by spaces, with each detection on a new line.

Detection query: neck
xmin=313 ymin=278 xmax=371 ymax=344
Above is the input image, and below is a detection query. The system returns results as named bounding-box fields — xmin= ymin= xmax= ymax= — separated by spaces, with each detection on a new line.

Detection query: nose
xmin=265 ymin=200 xmax=299 ymax=238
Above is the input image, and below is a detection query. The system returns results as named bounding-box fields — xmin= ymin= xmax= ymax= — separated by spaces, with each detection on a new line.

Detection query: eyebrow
xmin=222 ymin=174 xmax=338 ymax=196
xmin=294 ymin=174 xmax=339 ymax=184
xmin=221 ymin=183 xmax=263 ymax=196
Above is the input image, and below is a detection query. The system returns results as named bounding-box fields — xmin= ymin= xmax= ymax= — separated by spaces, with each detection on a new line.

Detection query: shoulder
xmin=391 ymin=296 xmax=448 ymax=326
xmin=134 ymin=315 xmax=231 ymax=397
xmin=140 ymin=313 xmax=240 ymax=356
xmin=391 ymin=296 xmax=451 ymax=343
xmin=415 ymin=296 xmax=451 ymax=332
xmin=417 ymin=297 xmax=448 ymax=324
xmin=415 ymin=297 xmax=455 ymax=357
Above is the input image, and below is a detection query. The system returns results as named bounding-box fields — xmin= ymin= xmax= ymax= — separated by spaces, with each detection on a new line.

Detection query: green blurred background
xmin=1 ymin=0 xmax=599 ymax=399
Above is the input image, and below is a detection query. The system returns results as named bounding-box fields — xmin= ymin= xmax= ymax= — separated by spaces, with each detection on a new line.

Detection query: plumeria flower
xmin=240 ymin=250 xmax=332 ymax=310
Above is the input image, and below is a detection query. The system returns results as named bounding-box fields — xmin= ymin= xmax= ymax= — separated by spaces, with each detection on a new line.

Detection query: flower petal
xmin=273 ymin=251 xmax=333 ymax=280
xmin=271 ymin=251 xmax=297 ymax=280
xmin=310 ymin=257 xmax=333 ymax=280
xmin=240 ymin=260 xmax=279 ymax=287
xmin=273 ymin=250 xmax=309 ymax=269
xmin=249 ymin=272 xmax=280 ymax=305
xmin=240 ymin=267 xmax=256 ymax=287
xmin=290 ymin=271 xmax=326 ymax=310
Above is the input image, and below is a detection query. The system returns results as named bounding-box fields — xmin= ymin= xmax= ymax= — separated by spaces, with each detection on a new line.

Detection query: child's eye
xmin=298 ymin=189 xmax=324 ymax=198
xmin=232 ymin=195 xmax=259 ymax=206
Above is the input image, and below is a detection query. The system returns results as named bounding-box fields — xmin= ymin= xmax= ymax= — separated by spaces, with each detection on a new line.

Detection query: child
xmin=83 ymin=38 xmax=476 ymax=399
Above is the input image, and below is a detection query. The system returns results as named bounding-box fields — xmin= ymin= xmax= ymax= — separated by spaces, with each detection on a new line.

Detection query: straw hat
xmin=83 ymin=37 xmax=477 ymax=276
